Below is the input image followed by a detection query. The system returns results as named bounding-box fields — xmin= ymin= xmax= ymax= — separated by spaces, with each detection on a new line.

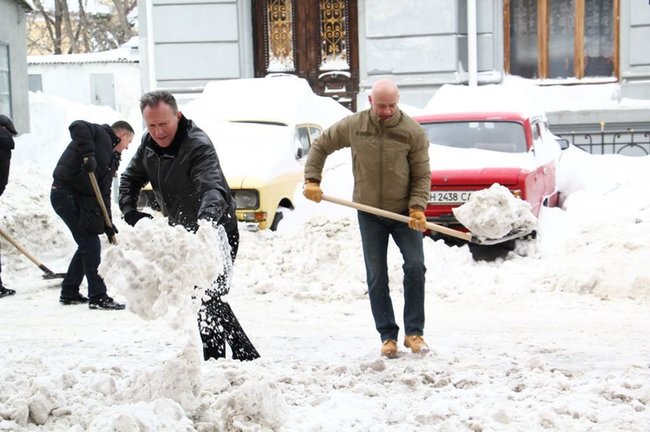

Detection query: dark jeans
xmin=198 ymin=227 xmax=259 ymax=361
xmin=50 ymin=187 xmax=107 ymax=300
xmin=357 ymin=210 xmax=426 ymax=342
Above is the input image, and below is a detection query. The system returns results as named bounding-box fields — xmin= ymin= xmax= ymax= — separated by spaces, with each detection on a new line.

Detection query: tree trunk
xmin=112 ymin=0 xmax=133 ymax=42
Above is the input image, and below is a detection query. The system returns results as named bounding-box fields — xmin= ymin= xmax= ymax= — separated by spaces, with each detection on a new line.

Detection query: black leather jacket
xmin=118 ymin=116 xmax=236 ymax=233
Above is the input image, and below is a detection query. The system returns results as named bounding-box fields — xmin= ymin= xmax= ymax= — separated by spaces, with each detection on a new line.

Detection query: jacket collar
xmin=367 ymin=109 xmax=402 ymax=129
xmin=101 ymin=124 xmax=120 ymax=147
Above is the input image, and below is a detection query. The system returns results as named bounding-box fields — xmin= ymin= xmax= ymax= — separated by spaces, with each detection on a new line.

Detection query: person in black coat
xmin=51 ymin=119 xmax=134 ymax=309
xmin=119 ymin=90 xmax=259 ymax=361
xmin=0 ymin=115 xmax=18 ymax=298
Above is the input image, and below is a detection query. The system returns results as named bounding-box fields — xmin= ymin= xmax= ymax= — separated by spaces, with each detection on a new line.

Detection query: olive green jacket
xmin=305 ymin=109 xmax=430 ymax=213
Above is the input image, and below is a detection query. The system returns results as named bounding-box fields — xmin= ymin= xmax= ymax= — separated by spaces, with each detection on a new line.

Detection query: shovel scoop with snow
xmin=322 ymin=185 xmax=535 ymax=246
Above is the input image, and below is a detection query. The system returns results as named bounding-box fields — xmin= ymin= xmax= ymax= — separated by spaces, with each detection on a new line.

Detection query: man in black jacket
xmin=51 ymin=119 xmax=134 ymax=309
xmin=119 ymin=90 xmax=259 ymax=361
xmin=0 ymin=115 xmax=18 ymax=298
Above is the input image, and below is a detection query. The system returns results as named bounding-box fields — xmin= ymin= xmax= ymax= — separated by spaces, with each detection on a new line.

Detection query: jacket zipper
xmin=378 ymin=123 xmax=385 ymax=208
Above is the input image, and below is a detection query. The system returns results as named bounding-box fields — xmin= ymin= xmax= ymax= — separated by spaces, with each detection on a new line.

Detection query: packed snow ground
xmin=1 ymin=93 xmax=650 ymax=431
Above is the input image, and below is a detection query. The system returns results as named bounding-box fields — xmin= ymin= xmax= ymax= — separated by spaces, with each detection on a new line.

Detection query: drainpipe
xmin=467 ymin=0 xmax=478 ymax=86
xmin=145 ymin=0 xmax=156 ymax=91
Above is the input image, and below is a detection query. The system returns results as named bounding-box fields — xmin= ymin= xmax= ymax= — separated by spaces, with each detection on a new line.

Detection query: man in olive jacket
xmin=119 ymin=90 xmax=259 ymax=362
xmin=303 ymin=78 xmax=431 ymax=358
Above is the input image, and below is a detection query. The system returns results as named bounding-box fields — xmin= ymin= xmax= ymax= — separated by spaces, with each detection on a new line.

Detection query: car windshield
xmin=421 ymin=121 xmax=527 ymax=153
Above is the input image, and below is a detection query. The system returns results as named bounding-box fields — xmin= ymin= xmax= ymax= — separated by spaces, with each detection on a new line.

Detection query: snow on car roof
xmin=423 ymin=83 xmax=546 ymax=119
xmin=182 ymin=76 xmax=351 ymax=129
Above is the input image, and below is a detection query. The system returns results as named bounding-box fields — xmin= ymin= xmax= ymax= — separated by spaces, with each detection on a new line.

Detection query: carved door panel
xmin=252 ymin=0 xmax=359 ymax=111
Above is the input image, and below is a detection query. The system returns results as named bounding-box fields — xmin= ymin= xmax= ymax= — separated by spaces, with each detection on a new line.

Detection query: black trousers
xmin=198 ymin=226 xmax=259 ymax=361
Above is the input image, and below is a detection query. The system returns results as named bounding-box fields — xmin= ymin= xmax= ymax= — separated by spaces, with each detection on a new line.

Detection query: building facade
xmin=0 ymin=0 xmax=33 ymax=133
xmin=138 ymin=0 xmax=650 ymax=128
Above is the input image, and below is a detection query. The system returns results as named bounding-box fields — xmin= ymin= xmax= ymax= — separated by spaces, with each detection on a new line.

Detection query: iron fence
xmin=554 ymin=129 xmax=650 ymax=156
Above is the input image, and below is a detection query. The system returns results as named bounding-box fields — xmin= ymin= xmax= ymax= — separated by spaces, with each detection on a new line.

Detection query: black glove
xmin=197 ymin=208 xmax=224 ymax=224
xmin=82 ymin=154 xmax=97 ymax=172
xmin=124 ymin=210 xmax=153 ymax=227
xmin=105 ymin=224 xmax=119 ymax=236
xmin=104 ymin=224 xmax=118 ymax=242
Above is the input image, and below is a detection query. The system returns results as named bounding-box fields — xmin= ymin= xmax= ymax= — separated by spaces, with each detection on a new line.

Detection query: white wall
xmin=28 ymin=62 xmax=142 ymax=120
xmin=0 ymin=0 xmax=31 ymax=132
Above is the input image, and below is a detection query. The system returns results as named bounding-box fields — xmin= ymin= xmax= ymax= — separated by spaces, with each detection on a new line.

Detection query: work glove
xmin=105 ymin=224 xmax=119 ymax=236
xmin=82 ymin=153 xmax=97 ymax=172
xmin=104 ymin=224 xmax=118 ymax=243
xmin=198 ymin=208 xmax=224 ymax=224
xmin=303 ymin=181 xmax=323 ymax=203
xmin=408 ymin=208 xmax=427 ymax=231
xmin=124 ymin=210 xmax=153 ymax=227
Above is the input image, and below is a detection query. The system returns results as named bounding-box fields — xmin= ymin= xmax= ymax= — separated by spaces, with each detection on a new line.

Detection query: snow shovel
xmin=321 ymin=195 xmax=531 ymax=246
xmin=0 ymin=227 xmax=66 ymax=279
xmin=87 ymin=171 xmax=118 ymax=245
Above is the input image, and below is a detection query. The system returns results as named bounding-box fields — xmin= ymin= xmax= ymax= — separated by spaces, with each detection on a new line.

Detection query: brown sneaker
xmin=404 ymin=335 xmax=429 ymax=354
xmin=381 ymin=339 xmax=398 ymax=358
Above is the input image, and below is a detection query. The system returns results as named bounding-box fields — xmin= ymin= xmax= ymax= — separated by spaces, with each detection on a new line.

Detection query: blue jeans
xmin=50 ymin=186 xmax=107 ymax=300
xmin=357 ymin=210 xmax=426 ymax=342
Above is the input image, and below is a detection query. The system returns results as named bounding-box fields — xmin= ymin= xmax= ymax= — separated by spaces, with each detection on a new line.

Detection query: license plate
xmin=429 ymin=190 xmax=473 ymax=204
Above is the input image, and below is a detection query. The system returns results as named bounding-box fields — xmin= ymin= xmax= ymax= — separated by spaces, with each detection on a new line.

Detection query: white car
xmin=181 ymin=76 xmax=351 ymax=230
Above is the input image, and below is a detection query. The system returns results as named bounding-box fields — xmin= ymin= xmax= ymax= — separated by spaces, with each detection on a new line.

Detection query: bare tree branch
xmin=27 ymin=0 xmax=137 ymax=55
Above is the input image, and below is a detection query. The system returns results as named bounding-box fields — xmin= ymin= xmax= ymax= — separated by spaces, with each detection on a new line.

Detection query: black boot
xmin=89 ymin=296 xmax=125 ymax=310
xmin=0 ymin=286 xmax=15 ymax=298
xmin=59 ymin=293 xmax=89 ymax=305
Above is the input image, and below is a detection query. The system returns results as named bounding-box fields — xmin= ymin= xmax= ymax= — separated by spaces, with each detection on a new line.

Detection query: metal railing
xmin=553 ymin=127 xmax=650 ymax=156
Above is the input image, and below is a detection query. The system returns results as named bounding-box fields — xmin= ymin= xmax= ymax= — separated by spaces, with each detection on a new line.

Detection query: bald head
xmin=369 ymin=79 xmax=400 ymax=121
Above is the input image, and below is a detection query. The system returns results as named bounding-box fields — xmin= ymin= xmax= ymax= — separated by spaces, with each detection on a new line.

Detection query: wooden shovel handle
xmin=0 ymin=226 xmax=56 ymax=275
xmin=87 ymin=171 xmax=118 ymax=245
xmin=321 ymin=195 xmax=472 ymax=241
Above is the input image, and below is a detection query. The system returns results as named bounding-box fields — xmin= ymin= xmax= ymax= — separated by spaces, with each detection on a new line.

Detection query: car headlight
xmin=232 ymin=189 xmax=259 ymax=210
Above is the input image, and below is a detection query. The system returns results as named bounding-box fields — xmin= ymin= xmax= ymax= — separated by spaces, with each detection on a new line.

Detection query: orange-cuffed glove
xmin=408 ymin=208 xmax=427 ymax=231
xmin=303 ymin=181 xmax=323 ymax=203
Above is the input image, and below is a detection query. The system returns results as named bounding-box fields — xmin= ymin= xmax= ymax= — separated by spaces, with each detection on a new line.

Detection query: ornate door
xmin=252 ymin=0 xmax=359 ymax=111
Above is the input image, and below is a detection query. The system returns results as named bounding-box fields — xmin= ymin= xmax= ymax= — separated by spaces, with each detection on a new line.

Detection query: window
xmin=505 ymin=0 xmax=618 ymax=80
xmin=421 ymin=121 xmax=527 ymax=153
xmin=28 ymin=74 xmax=43 ymax=93
xmin=295 ymin=126 xmax=311 ymax=158
xmin=0 ymin=43 xmax=11 ymax=117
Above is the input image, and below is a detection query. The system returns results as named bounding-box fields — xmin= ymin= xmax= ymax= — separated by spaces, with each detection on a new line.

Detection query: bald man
xmin=303 ymin=78 xmax=431 ymax=358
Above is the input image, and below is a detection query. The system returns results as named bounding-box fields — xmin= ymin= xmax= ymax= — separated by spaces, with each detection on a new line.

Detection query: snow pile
xmin=453 ymin=183 xmax=537 ymax=240
xmin=3 ymin=84 xmax=650 ymax=432
xmin=86 ymin=399 xmax=194 ymax=432
xmin=236 ymin=217 xmax=368 ymax=301
xmin=12 ymin=92 xmax=124 ymax=171
xmin=0 ymin=163 xmax=75 ymax=274
xmin=99 ymin=217 xmax=227 ymax=330
xmin=98 ymin=218 xmax=234 ymax=412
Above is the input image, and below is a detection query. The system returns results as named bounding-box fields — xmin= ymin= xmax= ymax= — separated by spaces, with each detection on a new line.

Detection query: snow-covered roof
xmin=15 ymin=0 xmax=35 ymax=11
xmin=27 ymin=37 xmax=139 ymax=65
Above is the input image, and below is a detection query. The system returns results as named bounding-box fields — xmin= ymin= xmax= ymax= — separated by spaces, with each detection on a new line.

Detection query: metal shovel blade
xmin=468 ymin=227 xmax=534 ymax=245
xmin=42 ymin=272 xmax=66 ymax=280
